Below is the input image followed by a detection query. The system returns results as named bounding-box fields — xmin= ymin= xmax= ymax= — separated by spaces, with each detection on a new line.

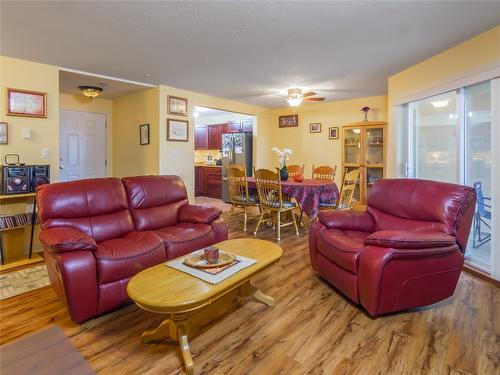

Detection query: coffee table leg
xmin=178 ymin=325 xmax=194 ymax=375
xmin=141 ymin=318 xmax=177 ymax=343
xmin=141 ymin=318 xmax=194 ymax=374
xmin=253 ymin=288 xmax=275 ymax=307
xmin=239 ymin=282 xmax=275 ymax=307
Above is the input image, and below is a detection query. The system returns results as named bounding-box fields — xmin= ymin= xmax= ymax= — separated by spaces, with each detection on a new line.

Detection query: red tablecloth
xmin=247 ymin=178 xmax=339 ymax=218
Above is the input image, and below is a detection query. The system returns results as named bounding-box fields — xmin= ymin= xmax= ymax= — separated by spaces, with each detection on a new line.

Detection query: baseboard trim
xmin=463 ymin=264 xmax=499 ymax=287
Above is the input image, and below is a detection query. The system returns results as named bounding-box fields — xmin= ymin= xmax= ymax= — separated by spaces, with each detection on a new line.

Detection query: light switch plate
xmin=22 ymin=128 xmax=32 ymax=139
xmin=41 ymin=148 xmax=50 ymax=159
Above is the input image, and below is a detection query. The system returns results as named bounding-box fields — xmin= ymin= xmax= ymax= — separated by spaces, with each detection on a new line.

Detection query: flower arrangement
xmin=361 ymin=106 xmax=370 ymax=121
xmin=271 ymin=147 xmax=292 ymax=167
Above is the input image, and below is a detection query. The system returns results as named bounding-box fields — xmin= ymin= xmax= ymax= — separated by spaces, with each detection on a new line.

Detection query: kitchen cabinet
xmin=226 ymin=119 xmax=253 ymax=133
xmin=195 ymin=125 xmax=208 ymax=150
xmin=195 ymin=166 xmax=222 ymax=198
xmin=195 ymin=124 xmax=229 ymax=150
xmin=208 ymin=125 xmax=223 ymax=150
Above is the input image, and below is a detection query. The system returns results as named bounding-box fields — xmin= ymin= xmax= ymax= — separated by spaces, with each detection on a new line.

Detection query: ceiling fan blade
xmin=304 ymin=97 xmax=325 ymax=102
xmin=302 ymin=91 xmax=317 ymax=97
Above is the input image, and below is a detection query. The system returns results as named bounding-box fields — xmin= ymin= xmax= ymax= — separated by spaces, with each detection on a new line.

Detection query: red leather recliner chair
xmin=309 ymin=178 xmax=476 ymax=316
xmin=37 ymin=176 xmax=227 ymax=323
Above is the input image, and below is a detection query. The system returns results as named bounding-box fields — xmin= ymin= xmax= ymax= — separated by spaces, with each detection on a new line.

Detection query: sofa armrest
xmin=318 ymin=210 xmax=374 ymax=232
xmin=39 ymin=227 xmax=97 ymax=253
xmin=364 ymin=230 xmax=456 ymax=249
xmin=178 ymin=204 xmax=222 ymax=224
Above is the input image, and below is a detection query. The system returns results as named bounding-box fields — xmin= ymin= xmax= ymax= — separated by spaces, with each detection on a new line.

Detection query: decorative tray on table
xmin=183 ymin=251 xmax=236 ymax=269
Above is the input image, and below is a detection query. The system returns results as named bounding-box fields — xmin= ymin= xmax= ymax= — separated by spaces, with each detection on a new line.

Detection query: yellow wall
xmin=59 ymin=93 xmax=114 ymax=176
xmin=0 ymin=56 xmax=60 ymax=182
xmin=112 ymin=87 xmax=160 ymax=177
xmin=267 ymin=95 xmax=388 ymax=180
xmin=387 ymin=25 xmax=500 ymax=176
xmin=158 ymin=85 xmax=273 ymax=200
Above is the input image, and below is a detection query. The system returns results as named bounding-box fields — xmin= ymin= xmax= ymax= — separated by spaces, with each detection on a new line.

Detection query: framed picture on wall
xmin=7 ymin=88 xmax=47 ymax=118
xmin=139 ymin=124 xmax=150 ymax=145
xmin=167 ymin=118 xmax=189 ymax=142
xmin=0 ymin=122 xmax=7 ymax=144
xmin=279 ymin=114 xmax=298 ymax=128
xmin=168 ymin=95 xmax=188 ymax=116
xmin=329 ymin=127 xmax=339 ymax=140
xmin=309 ymin=123 xmax=321 ymax=133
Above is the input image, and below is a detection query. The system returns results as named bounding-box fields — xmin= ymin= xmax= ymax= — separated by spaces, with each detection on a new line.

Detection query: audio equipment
xmin=1 ymin=165 xmax=30 ymax=195
xmin=29 ymin=165 xmax=50 ymax=191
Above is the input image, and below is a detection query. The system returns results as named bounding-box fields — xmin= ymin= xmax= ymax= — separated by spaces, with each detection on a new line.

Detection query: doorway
xmin=59 ymin=110 xmax=106 ymax=181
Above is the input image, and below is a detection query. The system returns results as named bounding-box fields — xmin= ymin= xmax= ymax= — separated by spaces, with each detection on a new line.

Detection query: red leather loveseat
xmin=309 ymin=178 xmax=476 ymax=316
xmin=37 ymin=175 xmax=227 ymax=323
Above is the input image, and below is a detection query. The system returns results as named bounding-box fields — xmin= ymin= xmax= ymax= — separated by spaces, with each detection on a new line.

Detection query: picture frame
xmin=168 ymin=95 xmax=188 ymax=116
xmin=329 ymin=127 xmax=339 ymax=140
xmin=279 ymin=114 xmax=298 ymax=128
xmin=7 ymin=88 xmax=47 ymax=118
xmin=309 ymin=123 xmax=321 ymax=133
xmin=139 ymin=124 xmax=150 ymax=145
xmin=167 ymin=118 xmax=189 ymax=142
xmin=0 ymin=122 xmax=7 ymax=145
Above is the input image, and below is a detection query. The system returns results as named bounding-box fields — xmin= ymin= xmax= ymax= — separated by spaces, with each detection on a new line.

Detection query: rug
xmin=0 ymin=326 xmax=95 ymax=375
xmin=0 ymin=265 xmax=50 ymax=300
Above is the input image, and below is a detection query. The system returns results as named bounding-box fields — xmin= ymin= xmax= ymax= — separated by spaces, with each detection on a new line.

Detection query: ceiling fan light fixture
xmin=287 ymin=97 xmax=303 ymax=107
xmin=79 ymin=85 xmax=103 ymax=99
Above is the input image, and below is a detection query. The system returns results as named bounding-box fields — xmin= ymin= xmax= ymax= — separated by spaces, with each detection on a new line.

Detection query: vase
xmin=280 ymin=165 xmax=289 ymax=181
xmin=363 ymin=112 xmax=368 ymax=121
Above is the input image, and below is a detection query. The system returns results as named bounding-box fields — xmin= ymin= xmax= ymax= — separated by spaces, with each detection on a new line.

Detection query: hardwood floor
xmin=1 ymin=203 xmax=499 ymax=374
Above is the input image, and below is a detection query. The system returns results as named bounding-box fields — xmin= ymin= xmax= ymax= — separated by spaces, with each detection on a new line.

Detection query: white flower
xmin=271 ymin=147 xmax=293 ymax=165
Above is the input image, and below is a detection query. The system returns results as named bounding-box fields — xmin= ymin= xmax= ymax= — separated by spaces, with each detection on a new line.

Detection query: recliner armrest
xmin=39 ymin=227 xmax=97 ymax=253
xmin=178 ymin=204 xmax=222 ymax=224
xmin=318 ymin=210 xmax=374 ymax=232
xmin=364 ymin=230 xmax=456 ymax=249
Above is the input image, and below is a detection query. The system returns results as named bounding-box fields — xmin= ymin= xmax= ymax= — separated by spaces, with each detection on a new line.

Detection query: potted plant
xmin=271 ymin=147 xmax=292 ymax=181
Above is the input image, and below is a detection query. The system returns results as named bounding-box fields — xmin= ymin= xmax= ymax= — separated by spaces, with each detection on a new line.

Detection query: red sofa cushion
xmin=364 ymin=230 xmax=456 ymax=249
xmin=37 ymin=178 xmax=134 ymax=243
xmin=95 ymin=231 xmax=165 ymax=284
xmin=154 ymin=223 xmax=215 ymax=259
xmin=122 ymin=175 xmax=189 ymax=230
xmin=178 ymin=204 xmax=222 ymax=224
xmin=317 ymin=228 xmax=370 ymax=274
xmin=39 ymin=227 xmax=97 ymax=253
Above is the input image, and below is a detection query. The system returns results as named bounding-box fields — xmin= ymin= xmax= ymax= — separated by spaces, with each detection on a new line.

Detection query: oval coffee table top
xmin=127 ymin=238 xmax=283 ymax=314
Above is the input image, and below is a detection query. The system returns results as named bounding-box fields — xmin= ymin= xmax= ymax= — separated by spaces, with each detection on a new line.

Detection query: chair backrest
xmin=230 ymin=163 xmax=245 ymax=171
xmin=287 ymin=164 xmax=304 ymax=177
xmin=312 ymin=165 xmax=337 ymax=180
xmin=227 ymin=166 xmax=250 ymax=204
xmin=254 ymin=168 xmax=284 ymax=209
xmin=337 ymin=168 xmax=360 ymax=209
xmin=122 ymin=175 xmax=188 ymax=231
xmin=474 ymin=181 xmax=489 ymax=217
xmin=37 ymin=178 xmax=135 ymax=243
xmin=367 ymin=178 xmax=476 ymax=252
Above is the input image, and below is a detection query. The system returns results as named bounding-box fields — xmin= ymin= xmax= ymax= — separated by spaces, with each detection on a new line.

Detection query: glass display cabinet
xmin=342 ymin=121 xmax=387 ymax=205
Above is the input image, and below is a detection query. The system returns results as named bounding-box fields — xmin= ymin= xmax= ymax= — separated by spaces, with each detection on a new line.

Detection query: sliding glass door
xmin=401 ymin=81 xmax=493 ymax=273
xmin=464 ymin=81 xmax=492 ymax=271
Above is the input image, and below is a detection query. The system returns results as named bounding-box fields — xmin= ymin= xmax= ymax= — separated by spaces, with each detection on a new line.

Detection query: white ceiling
xmin=59 ymin=70 xmax=152 ymax=99
xmin=1 ymin=1 xmax=499 ymax=107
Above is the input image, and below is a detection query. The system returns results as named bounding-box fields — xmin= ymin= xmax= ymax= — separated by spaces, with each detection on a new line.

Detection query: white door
xmin=59 ymin=110 xmax=106 ymax=181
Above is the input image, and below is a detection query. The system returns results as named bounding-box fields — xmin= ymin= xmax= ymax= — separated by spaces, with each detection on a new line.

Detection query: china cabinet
xmin=341 ymin=121 xmax=387 ymax=205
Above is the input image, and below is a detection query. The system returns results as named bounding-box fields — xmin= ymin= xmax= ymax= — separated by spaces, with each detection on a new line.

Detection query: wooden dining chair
xmin=286 ymin=164 xmax=305 ymax=178
xmin=319 ymin=168 xmax=360 ymax=210
xmin=312 ymin=165 xmax=337 ymax=180
xmin=253 ymin=168 xmax=299 ymax=241
xmin=227 ymin=166 xmax=259 ymax=231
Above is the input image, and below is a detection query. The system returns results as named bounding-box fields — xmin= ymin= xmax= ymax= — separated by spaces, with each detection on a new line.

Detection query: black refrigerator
xmin=221 ymin=132 xmax=253 ymax=202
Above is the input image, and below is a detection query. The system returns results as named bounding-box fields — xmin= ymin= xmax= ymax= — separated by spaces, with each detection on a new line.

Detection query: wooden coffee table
xmin=127 ymin=238 xmax=283 ymax=374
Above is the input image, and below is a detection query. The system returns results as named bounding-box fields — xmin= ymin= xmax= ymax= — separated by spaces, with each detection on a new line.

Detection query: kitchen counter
xmin=195 ymin=165 xmax=222 ymax=198
xmin=195 ymin=164 xmax=222 ymax=168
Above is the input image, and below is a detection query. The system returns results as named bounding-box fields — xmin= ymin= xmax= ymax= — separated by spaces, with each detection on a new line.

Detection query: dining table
xmin=247 ymin=177 xmax=339 ymax=219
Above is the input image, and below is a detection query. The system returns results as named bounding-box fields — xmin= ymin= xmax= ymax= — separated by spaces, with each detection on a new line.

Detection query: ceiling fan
xmin=285 ymin=88 xmax=325 ymax=107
